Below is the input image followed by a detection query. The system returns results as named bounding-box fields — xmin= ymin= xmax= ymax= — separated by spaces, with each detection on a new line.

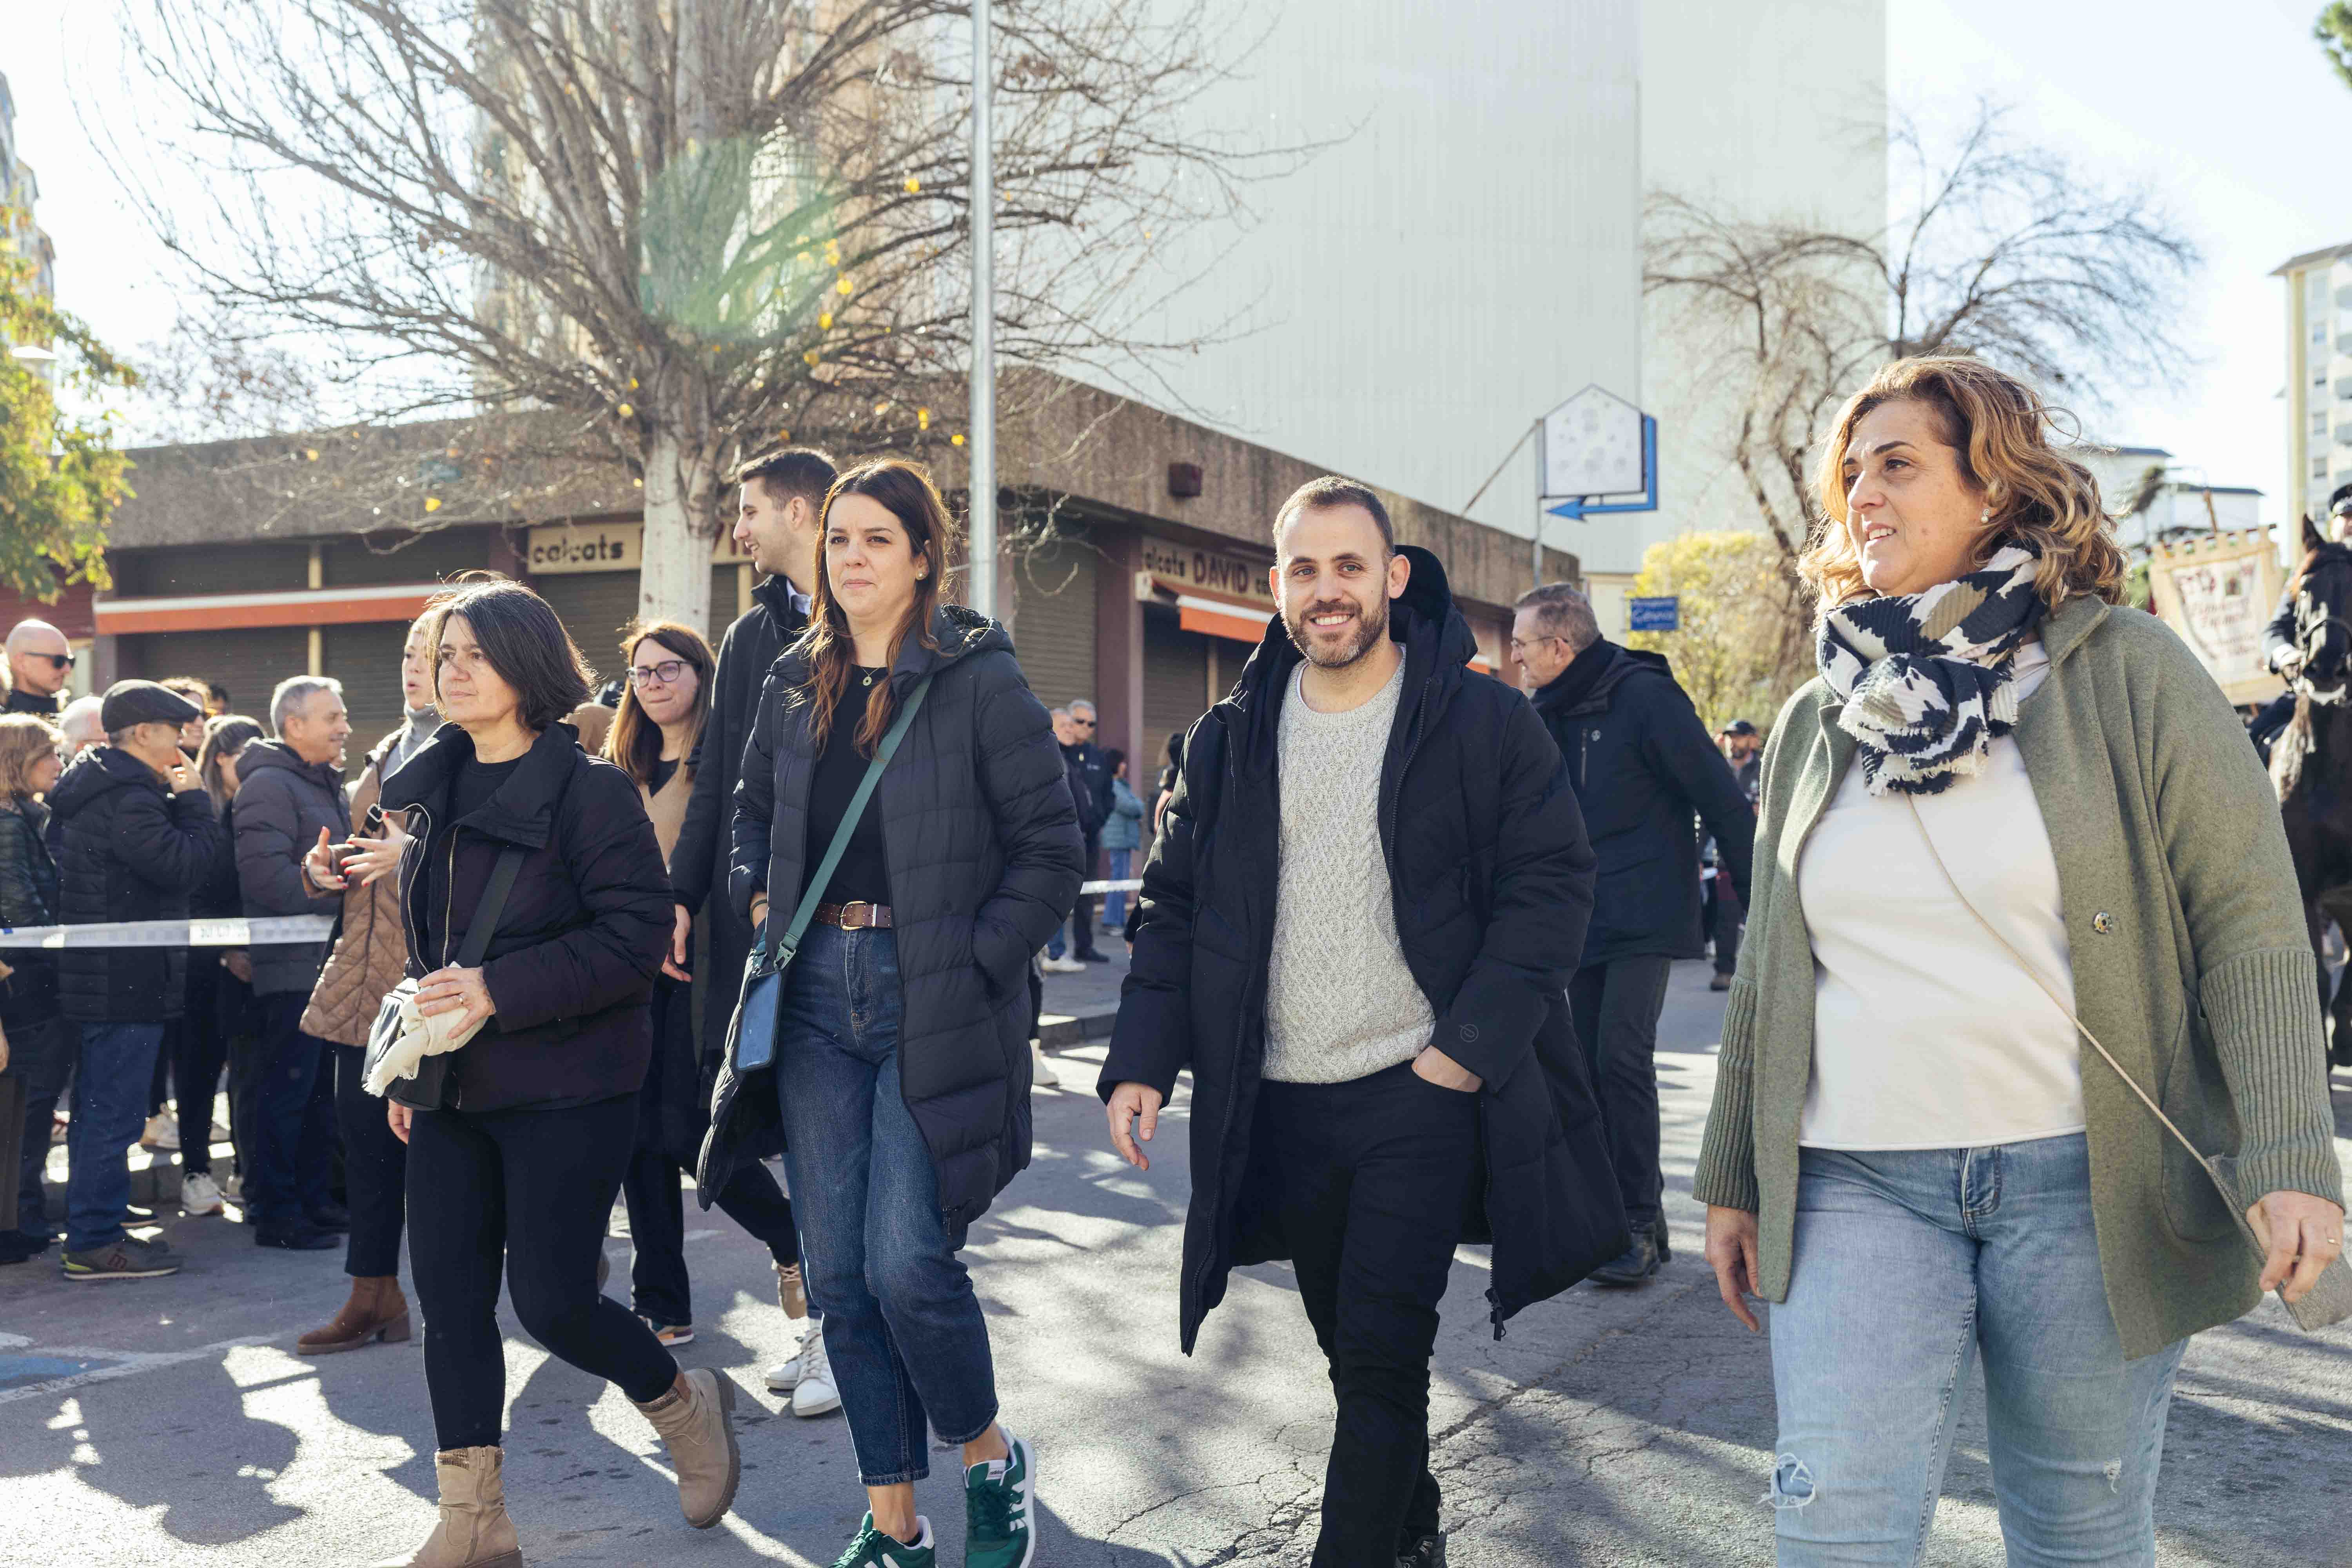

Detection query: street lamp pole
xmin=967 ymin=0 xmax=997 ymax=617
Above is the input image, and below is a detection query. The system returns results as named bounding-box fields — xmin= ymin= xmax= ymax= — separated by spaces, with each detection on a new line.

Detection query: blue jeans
xmin=1768 ymin=1133 xmax=2187 ymax=1566
xmin=65 ymin=1022 xmax=166 ymax=1252
xmin=774 ymin=924 xmax=998 ymax=1485
xmin=1045 ymin=919 xmax=1067 ymax=960
xmin=1101 ymin=848 xmax=1132 ymax=929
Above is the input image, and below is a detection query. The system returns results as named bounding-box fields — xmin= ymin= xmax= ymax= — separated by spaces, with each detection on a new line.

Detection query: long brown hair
xmin=799 ymin=458 xmax=960 ymax=757
xmin=1802 ymin=356 xmax=2126 ymax=613
xmin=604 ymin=619 xmax=714 ymax=789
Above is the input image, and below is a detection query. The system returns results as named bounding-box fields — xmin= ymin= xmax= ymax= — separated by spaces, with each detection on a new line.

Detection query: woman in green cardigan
xmin=1694 ymin=355 xmax=2346 ymax=1566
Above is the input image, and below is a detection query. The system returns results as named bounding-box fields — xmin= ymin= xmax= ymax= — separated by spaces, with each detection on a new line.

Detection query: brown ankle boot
xmin=298 ymin=1276 xmax=412 ymax=1355
xmin=633 ymin=1368 xmax=740 ymax=1528
xmin=374 ymin=1446 xmax=521 ymax=1568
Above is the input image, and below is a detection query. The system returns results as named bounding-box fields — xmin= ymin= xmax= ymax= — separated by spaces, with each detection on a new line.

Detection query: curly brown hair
xmin=1801 ymin=356 xmax=2126 ymax=613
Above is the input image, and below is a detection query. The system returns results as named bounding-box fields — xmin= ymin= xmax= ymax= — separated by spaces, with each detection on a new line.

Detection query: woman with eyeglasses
xmin=604 ymin=619 xmax=818 ymax=1383
xmin=0 ymin=714 xmax=67 ymax=1263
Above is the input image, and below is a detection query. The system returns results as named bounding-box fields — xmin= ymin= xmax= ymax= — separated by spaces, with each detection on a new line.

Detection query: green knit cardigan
xmin=1691 ymin=594 xmax=2347 ymax=1358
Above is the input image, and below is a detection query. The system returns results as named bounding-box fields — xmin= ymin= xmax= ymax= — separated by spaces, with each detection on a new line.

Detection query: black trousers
xmin=172 ymin=965 xmax=231 ymax=1174
xmin=1069 ymin=835 xmax=1102 ymax=955
xmin=332 ymin=1043 xmax=407 ymax=1277
xmin=621 ymin=1148 xmax=800 ymax=1327
xmin=1706 ymin=875 xmax=1743 ymax=978
xmin=407 ymin=1094 xmax=677 ymax=1451
xmin=244 ymin=994 xmax=335 ymax=1230
xmin=1569 ymin=954 xmax=1675 ymax=1229
xmin=1250 ymin=1061 xmax=1478 ymax=1568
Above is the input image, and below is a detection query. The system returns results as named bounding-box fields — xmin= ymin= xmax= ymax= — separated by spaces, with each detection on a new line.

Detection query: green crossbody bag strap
xmin=769 ymin=673 xmax=933 ymax=970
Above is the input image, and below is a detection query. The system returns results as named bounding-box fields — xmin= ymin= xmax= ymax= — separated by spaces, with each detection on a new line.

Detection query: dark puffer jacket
xmin=379 ymin=721 xmax=673 ymax=1113
xmin=51 ymin=746 xmax=222 ymax=1023
xmin=232 ymin=739 xmax=352 ymax=996
xmin=697 ymin=604 xmax=1085 ymax=1227
xmin=1530 ymin=640 xmax=1754 ymax=967
xmin=1100 ymin=547 xmax=1622 ymax=1352
xmin=0 ymin=797 xmax=60 ymax=1031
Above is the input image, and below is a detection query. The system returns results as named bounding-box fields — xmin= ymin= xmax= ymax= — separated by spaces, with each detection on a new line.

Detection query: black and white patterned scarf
xmin=1815 ymin=544 xmax=2046 ymax=797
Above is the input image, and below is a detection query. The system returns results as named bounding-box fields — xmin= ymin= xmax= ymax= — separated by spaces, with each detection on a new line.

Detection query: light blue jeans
xmin=1101 ymin=848 xmax=1132 ymax=929
xmin=1768 ymin=1133 xmax=2187 ymax=1566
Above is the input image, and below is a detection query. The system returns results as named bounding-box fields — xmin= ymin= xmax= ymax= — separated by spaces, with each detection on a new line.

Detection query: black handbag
xmin=369 ymin=844 xmax=527 ymax=1110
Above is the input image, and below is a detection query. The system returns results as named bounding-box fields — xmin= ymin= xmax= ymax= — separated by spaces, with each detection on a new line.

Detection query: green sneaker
xmin=831 ymin=1512 xmax=933 ymax=1568
xmin=964 ymin=1430 xmax=1036 ymax=1568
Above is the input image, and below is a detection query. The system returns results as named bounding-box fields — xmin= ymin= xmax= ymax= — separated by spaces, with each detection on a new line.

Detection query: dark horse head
xmin=2291 ymin=512 xmax=2352 ymax=704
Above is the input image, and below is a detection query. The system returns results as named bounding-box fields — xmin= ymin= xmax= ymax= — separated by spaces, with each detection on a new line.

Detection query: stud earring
xmin=1979 ymin=507 xmax=1991 ymax=524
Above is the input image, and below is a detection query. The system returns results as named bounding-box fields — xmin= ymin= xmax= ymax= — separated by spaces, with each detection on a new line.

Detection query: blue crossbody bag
xmin=729 ymin=675 xmax=932 ymax=1074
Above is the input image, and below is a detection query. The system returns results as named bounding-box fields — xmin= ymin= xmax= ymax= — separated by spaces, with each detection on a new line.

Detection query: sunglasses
xmin=26 ymin=653 xmax=73 ymax=671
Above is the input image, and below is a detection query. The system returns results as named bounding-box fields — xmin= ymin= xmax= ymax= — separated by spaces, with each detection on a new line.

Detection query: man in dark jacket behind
xmin=52 ymin=681 xmax=221 ymax=1281
xmin=1065 ymin=698 xmax=1114 ymax=961
xmin=1516 ymin=581 xmax=1754 ymax=1288
xmin=235 ymin=675 xmax=353 ymax=1252
xmin=663 ymin=445 xmax=834 ymax=1396
xmin=1102 ymin=480 xmax=1617 ymax=1568
xmin=1041 ymin=706 xmax=1104 ymax=971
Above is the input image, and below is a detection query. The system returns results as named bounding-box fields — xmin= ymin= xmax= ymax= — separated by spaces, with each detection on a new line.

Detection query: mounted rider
xmin=2250 ymin=480 xmax=2352 ymax=762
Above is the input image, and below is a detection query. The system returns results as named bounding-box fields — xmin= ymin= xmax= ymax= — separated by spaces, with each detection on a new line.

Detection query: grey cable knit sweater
xmin=1262 ymin=659 xmax=1433 ymax=1083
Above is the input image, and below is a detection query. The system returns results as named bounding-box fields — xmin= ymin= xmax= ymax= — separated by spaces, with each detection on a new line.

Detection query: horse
xmin=2270 ymin=512 xmax=2352 ymax=1068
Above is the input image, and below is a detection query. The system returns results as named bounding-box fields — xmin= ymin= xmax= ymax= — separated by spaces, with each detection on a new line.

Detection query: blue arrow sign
xmin=1546 ymin=415 xmax=1658 ymax=520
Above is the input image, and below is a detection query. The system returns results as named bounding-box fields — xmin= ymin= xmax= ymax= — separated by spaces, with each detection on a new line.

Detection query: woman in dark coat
xmin=0 ymin=714 xmax=65 ymax=1264
xmin=363 ymin=578 xmax=741 ymax=1568
xmin=700 ymin=457 xmax=1082 ymax=1568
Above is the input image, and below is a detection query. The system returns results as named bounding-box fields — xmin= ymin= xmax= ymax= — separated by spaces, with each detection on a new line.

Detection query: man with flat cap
xmin=49 ymin=681 xmax=222 ymax=1281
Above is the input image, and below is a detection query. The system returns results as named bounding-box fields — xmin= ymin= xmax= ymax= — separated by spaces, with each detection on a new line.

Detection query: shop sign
xmin=526 ymin=522 xmax=752 ymax=575
xmin=1140 ymin=535 xmax=1274 ymax=604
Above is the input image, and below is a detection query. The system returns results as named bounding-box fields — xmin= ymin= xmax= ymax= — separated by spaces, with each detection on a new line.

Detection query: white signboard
xmin=1542 ymin=385 xmax=1645 ymax=498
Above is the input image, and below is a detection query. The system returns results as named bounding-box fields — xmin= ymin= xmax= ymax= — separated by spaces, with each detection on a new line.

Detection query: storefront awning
xmin=95 ymin=584 xmax=445 ymax=635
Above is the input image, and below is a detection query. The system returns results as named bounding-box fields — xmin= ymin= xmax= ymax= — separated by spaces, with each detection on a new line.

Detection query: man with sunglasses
xmin=1063 ymin=700 xmax=1113 ymax=963
xmin=5 ymin=621 xmax=76 ymax=716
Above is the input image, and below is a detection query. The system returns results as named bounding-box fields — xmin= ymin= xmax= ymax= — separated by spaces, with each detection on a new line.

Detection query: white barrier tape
xmin=1078 ymin=879 xmax=1144 ymax=895
xmin=0 ymin=916 xmax=338 ymax=950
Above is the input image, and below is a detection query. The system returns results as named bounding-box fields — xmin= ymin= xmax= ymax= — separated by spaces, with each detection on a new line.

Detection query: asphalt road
xmin=4 ymin=963 xmax=2350 ymax=1567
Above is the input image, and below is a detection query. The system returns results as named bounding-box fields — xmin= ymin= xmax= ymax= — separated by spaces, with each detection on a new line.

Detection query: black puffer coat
xmin=232 ymin=740 xmax=351 ymax=996
xmin=380 ymin=721 xmax=673 ymax=1113
xmin=0 ymin=797 xmax=60 ymax=1031
xmin=1100 ymin=547 xmax=1622 ymax=1351
xmin=1530 ymin=640 xmax=1755 ymax=967
xmin=697 ymin=604 xmax=1084 ymax=1227
xmin=51 ymin=747 xmax=222 ymax=1023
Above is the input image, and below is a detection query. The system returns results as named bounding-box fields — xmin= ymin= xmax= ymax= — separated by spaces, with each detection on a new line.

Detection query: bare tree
xmin=1644 ymin=100 xmax=2201 ymax=613
xmin=112 ymin=0 xmax=1291 ymax=627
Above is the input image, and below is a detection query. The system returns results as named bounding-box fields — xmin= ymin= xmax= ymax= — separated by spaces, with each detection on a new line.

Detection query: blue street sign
xmin=1629 ymin=596 xmax=1679 ymax=632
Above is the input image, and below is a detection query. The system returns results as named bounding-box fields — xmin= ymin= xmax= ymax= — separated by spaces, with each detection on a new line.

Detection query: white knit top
xmin=1262 ymin=658 xmax=1434 ymax=1084
xmin=1796 ymin=641 xmax=2086 ymax=1149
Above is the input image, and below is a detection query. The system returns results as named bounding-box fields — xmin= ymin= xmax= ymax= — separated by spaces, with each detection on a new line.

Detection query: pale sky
xmin=10 ymin=0 xmax=2350 ymax=522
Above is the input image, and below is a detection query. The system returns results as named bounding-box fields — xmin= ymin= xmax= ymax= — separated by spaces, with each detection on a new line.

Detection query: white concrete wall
xmin=1100 ymin=1 xmax=1644 ymax=566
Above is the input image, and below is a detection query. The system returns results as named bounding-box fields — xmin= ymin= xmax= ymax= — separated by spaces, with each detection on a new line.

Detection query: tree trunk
xmin=640 ymin=426 xmax=715 ymax=633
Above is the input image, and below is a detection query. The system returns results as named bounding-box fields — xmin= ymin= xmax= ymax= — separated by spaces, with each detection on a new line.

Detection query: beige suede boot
xmin=374 ymin=1446 xmax=521 ymax=1568
xmin=633 ymin=1368 xmax=740 ymax=1528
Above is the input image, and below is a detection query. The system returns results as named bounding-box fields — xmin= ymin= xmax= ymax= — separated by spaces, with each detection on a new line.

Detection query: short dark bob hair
xmin=424 ymin=574 xmax=596 ymax=732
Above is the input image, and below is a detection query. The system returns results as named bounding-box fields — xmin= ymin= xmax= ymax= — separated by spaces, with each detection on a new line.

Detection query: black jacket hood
xmin=49 ymin=746 xmax=165 ymax=820
xmin=1531 ymin=639 xmax=1675 ymax=720
xmin=379 ymin=719 xmax=583 ymax=850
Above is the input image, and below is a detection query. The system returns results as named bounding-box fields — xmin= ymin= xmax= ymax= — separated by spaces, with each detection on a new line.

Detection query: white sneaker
xmin=1030 ymin=1041 xmax=1061 ymax=1090
xmin=221 ymin=1173 xmax=243 ymax=1202
xmin=140 ymin=1114 xmax=179 ymax=1152
xmin=763 ymin=1316 xmax=817 ymax=1392
xmin=180 ymin=1172 xmax=225 ymax=1216
xmin=791 ymin=1327 xmax=842 ymax=1417
xmin=1040 ymin=956 xmax=1084 ymax=975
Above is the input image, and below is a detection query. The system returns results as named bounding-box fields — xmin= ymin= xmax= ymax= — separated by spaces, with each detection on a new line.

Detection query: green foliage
xmin=2320 ymin=2 xmax=2352 ymax=91
xmin=1625 ymin=530 xmax=1813 ymax=735
xmin=0 ymin=212 xmax=134 ymax=600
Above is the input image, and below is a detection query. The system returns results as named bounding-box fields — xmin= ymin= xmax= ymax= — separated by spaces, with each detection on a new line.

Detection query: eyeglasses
xmin=631 ymin=660 xmax=692 ymax=688
xmin=1507 ymin=635 xmax=1563 ymax=657
xmin=26 ymin=653 xmax=73 ymax=671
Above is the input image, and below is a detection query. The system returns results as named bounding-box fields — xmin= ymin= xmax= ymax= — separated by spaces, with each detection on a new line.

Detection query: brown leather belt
xmin=813 ymin=901 xmax=893 ymax=930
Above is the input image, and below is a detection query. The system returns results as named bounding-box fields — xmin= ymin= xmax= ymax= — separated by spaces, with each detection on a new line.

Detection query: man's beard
xmin=1283 ymin=593 xmax=1390 ymax=670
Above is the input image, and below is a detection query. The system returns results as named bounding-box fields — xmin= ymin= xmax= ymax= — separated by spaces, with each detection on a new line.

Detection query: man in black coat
xmin=1102 ymin=480 xmax=1616 ymax=1568
xmin=1065 ymin=698 xmax=1114 ymax=961
xmin=51 ymin=681 xmax=222 ymax=1281
xmin=1516 ymin=581 xmax=1754 ymax=1288
xmin=2250 ymin=482 xmax=2352 ymax=759
xmin=234 ymin=676 xmax=354 ymax=1251
xmin=1042 ymin=706 xmax=1104 ymax=969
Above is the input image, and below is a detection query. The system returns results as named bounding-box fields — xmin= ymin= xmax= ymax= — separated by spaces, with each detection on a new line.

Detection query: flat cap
xmin=100 ymin=679 xmax=202 ymax=733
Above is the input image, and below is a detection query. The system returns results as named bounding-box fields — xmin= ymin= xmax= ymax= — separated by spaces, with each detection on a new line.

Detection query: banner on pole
xmin=2145 ymin=531 xmax=2286 ymax=706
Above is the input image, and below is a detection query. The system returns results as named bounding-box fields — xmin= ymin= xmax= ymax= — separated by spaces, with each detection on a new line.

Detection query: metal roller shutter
xmin=118 ymin=628 xmax=312 ymax=728
xmin=322 ymin=622 xmax=413 ymax=760
xmin=707 ymin=565 xmax=740 ymax=650
xmin=1142 ymin=605 xmax=1211 ymax=755
xmin=1007 ymin=538 xmax=1097 ymax=710
xmin=529 ymin=573 xmax=640 ymax=685
xmin=112 ymin=544 xmax=310 ymax=598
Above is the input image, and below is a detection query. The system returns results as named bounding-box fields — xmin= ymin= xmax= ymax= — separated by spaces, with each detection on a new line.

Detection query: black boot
xmin=1588 ymin=1230 xmax=1659 ymax=1288
xmin=1398 ymin=1532 xmax=1446 ymax=1567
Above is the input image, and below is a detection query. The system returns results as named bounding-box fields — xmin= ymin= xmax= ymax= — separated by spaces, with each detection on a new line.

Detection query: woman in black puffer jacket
xmin=701 ymin=458 xmax=1081 ymax=1565
xmin=0 ymin=714 xmax=65 ymax=1263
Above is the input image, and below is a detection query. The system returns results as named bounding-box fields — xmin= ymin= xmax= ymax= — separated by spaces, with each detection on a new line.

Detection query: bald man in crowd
xmin=5 ymin=621 xmax=76 ymax=716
